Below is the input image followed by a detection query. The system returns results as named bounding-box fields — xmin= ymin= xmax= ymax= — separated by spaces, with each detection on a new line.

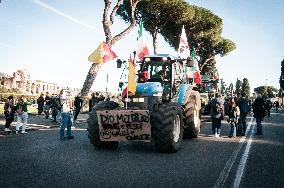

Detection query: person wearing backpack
xmin=252 ymin=94 xmax=266 ymax=135
xmin=209 ymin=93 xmax=224 ymax=138
xmin=237 ymin=93 xmax=250 ymax=136
xmin=15 ymin=96 xmax=29 ymax=134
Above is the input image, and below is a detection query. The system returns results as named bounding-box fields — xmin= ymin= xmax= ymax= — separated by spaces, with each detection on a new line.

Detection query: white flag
xmin=177 ymin=25 xmax=190 ymax=59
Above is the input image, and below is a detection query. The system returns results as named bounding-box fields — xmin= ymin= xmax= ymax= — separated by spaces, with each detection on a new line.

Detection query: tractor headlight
xmin=132 ymin=98 xmax=145 ymax=102
xmin=153 ymin=93 xmax=162 ymax=97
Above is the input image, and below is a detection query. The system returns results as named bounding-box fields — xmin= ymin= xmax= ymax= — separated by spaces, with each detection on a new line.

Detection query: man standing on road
xmin=37 ymin=93 xmax=44 ymax=115
xmin=4 ymin=95 xmax=15 ymax=132
xmin=15 ymin=95 xmax=29 ymax=134
xmin=51 ymin=94 xmax=61 ymax=123
xmin=237 ymin=92 xmax=250 ymax=136
xmin=89 ymin=92 xmax=99 ymax=112
xmin=265 ymin=99 xmax=273 ymax=117
xmin=59 ymin=89 xmax=74 ymax=140
xmin=252 ymin=94 xmax=266 ymax=135
xmin=73 ymin=94 xmax=83 ymax=122
xmin=44 ymin=92 xmax=52 ymax=119
xmin=209 ymin=93 xmax=224 ymax=138
xmin=273 ymin=100 xmax=280 ymax=113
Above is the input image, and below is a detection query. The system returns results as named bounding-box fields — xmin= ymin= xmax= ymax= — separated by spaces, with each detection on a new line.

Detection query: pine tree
xmin=229 ymin=83 xmax=234 ymax=97
xmin=242 ymin=78 xmax=250 ymax=97
xmin=280 ymin=58 xmax=284 ymax=89
xmin=235 ymin=79 xmax=242 ymax=96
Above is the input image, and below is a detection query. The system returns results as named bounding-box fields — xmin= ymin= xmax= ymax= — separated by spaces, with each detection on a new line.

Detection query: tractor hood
xmin=136 ymin=82 xmax=163 ymax=97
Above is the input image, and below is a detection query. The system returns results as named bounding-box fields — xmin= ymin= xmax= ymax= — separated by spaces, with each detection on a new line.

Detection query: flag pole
xmin=106 ymin=72 xmax=109 ymax=98
xmin=126 ymin=57 xmax=129 ymax=110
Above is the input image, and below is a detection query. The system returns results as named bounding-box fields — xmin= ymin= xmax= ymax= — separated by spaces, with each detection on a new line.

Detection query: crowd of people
xmin=2 ymin=90 xmax=283 ymax=139
xmin=208 ymin=92 xmax=281 ymax=138
xmin=2 ymin=90 xmax=111 ymax=139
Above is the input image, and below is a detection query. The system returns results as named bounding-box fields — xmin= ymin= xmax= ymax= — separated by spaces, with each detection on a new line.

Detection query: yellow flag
xmin=88 ymin=42 xmax=117 ymax=64
xmin=128 ymin=55 xmax=136 ymax=96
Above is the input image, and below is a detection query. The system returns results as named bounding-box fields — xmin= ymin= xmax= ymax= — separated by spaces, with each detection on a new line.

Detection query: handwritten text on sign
xmin=97 ymin=110 xmax=151 ymax=142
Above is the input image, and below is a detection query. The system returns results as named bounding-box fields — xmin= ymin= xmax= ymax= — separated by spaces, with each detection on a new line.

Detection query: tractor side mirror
xmin=186 ymin=57 xmax=195 ymax=67
xmin=117 ymin=59 xmax=123 ymax=68
xmin=119 ymin=82 xmax=124 ymax=89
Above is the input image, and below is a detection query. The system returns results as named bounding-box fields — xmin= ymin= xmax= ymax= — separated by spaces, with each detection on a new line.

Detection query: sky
xmin=0 ymin=0 xmax=283 ymax=94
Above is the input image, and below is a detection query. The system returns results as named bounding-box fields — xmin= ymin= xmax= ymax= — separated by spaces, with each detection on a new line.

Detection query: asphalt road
xmin=0 ymin=109 xmax=283 ymax=188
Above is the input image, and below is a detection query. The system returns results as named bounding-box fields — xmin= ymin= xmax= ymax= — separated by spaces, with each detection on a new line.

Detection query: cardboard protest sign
xmin=97 ymin=110 xmax=151 ymax=142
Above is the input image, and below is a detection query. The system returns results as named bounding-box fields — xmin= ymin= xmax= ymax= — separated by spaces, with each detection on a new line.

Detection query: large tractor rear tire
xmin=183 ymin=91 xmax=201 ymax=138
xmin=87 ymin=101 xmax=119 ymax=148
xmin=152 ymin=103 xmax=184 ymax=153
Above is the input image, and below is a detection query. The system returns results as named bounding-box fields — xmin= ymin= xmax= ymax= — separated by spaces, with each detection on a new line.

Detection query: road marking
xmin=233 ymin=122 xmax=255 ymax=188
xmin=213 ymin=117 xmax=254 ymax=188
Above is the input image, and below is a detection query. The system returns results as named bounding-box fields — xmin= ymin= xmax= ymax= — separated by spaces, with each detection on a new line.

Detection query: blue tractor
xmin=87 ymin=54 xmax=201 ymax=153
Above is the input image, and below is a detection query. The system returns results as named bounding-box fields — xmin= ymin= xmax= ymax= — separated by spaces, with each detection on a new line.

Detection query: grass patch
xmin=0 ymin=104 xmax=38 ymax=115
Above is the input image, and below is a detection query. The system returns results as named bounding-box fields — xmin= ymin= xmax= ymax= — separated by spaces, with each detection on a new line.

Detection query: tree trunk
xmin=152 ymin=29 xmax=158 ymax=54
xmin=80 ymin=63 xmax=102 ymax=97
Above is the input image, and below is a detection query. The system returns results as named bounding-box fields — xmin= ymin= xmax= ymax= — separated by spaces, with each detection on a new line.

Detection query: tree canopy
xmin=254 ymin=86 xmax=278 ymax=98
xmin=235 ymin=79 xmax=242 ymax=95
xmin=117 ymin=0 xmax=236 ymax=78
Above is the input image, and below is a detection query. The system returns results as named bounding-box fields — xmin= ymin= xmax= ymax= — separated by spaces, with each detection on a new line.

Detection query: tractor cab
xmin=137 ymin=54 xmax=187 ymax=101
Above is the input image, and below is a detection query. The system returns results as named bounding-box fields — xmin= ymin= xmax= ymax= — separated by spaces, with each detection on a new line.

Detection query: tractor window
xmin=147 ymin=64 xmax=171 ymax=82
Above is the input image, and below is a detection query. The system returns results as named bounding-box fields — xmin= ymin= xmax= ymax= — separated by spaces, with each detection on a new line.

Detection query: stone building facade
xmin=1 ymin=69 xmax=62 ymax=95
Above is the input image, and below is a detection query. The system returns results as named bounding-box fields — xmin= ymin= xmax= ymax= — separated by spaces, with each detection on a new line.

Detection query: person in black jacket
xmin=37 ymin=93 xmax=45 ymax=115
xmin=89 ymin=92 xmax=99 ymax=112
xmin=265 ymin=99 xmax=273 ymax=117
xmin=74 ymin=94 xmax=83 ymax=122
xmin=51 ymin=94 xmax=61 ymax=123
xmin=252 ymin=94 xmax=266 ymax=135
xmin=227 ymin=98 xmax=240 ymax=138
xmin=237 ymin=93 xmax=250 ymax=136
xmin=4 ymin=96 xmax=15 ymax=132
xmin=44 ymin=92 xmax=52 ymax=119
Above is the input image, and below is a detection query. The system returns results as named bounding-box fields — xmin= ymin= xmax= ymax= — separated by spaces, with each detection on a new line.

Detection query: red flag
xmin=121 ymin=87 xmax=128 ymax=98
xmin=88 ymin=42 xmax=117 ymax=64
xmin=194 ymin=71 xmax=202 ymax=85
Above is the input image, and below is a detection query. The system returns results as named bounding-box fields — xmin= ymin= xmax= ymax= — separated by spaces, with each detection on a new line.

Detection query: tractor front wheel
xmin=87 ymin=101 xmax=119 ymax=148
xmin=152 ymin=103 xmax=184 ymax=153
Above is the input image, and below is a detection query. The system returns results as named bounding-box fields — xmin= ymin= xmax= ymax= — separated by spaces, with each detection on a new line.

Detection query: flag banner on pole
xmin=88 ymin=42 xmax=117 ymax=64
xmin=190 ymin=48 xmax=202 ymax=84
xmin=177 ymin=25 xmax=190 ymax=59
xmin=137 ymin=21 xmax=149 ymax=60
xmin=121 ymin=54 xmax=137 ymax=98
xmin=194 ymin=71 xmax=202 ymax=84
xmin=128 ymin=55 xmax=136 ymax=96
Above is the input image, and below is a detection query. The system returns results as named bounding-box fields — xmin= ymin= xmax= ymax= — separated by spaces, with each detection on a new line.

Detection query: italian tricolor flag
xmin=137 ymin=22 xmax=149 ymax=60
